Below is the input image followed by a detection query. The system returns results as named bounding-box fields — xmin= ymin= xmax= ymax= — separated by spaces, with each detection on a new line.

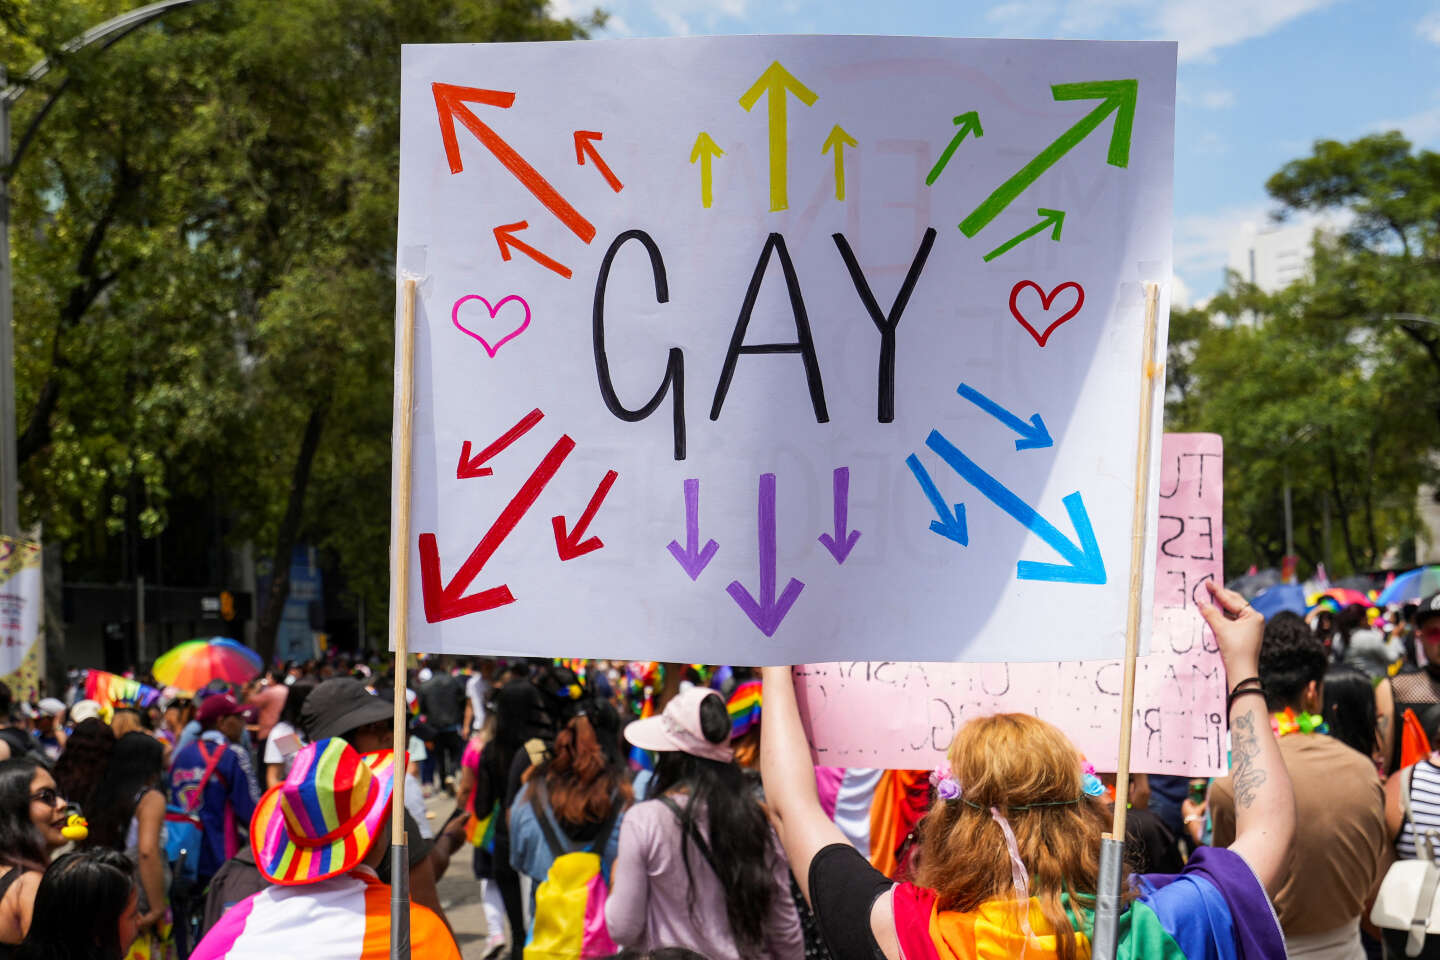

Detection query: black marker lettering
xmin=711 ymin=233 xmax=828 ymax=423
xmin=832 ymin=227 xmax=937 ymax=422
xmin=592 ymin=230 xmax=687 ymax=460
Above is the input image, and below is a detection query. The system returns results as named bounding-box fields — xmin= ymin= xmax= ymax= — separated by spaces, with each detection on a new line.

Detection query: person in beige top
xmin=1210 ymin=609 xmax=1386 ymax=960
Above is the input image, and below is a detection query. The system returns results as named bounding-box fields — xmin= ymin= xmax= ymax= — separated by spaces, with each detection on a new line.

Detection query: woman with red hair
xmin=760 ymin=581 xmax=1295 ymax=960
xmin=508 ymin=700 xmax=630 ymax=941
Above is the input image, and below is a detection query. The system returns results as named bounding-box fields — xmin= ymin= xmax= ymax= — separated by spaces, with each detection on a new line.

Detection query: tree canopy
xmin=1168 ymin=132 xmax=1440 ymax=578
xmin=5 ymin=0 xmax=597 ymax=661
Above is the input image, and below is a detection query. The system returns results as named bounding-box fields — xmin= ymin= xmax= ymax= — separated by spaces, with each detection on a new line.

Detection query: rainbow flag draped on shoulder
xmin=190 ymin=871 xmax=458 ymax=960
xmin=892 ymin=847 xmax=1284 ymax=960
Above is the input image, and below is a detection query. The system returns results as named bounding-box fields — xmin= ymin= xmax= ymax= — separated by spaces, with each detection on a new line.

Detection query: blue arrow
xmin=905 ymin=454 xmax=968 ymax=545
xmin=925 ymin=429 xmax=1106 ymax=584
xmin=955 ymin=383 xmax=1052 ymax=451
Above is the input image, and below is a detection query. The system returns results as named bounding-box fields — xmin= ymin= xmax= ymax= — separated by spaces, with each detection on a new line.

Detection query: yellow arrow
xmin=690 ymin=132 xmax=724 ymax=209
xmin=821 ymin=124 xmax=857 ymax=201
xmin=739 ymin=61 xmax=817 ymax=212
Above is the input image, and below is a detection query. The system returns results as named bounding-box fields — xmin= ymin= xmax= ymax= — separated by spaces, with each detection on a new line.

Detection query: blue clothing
xmin=174 ymin=719 xmax=202 ymax=759
xmin=509 ymin=782 xmax=624 ymax=917
xmin=169 ymin=731 xmax=260 ymax=881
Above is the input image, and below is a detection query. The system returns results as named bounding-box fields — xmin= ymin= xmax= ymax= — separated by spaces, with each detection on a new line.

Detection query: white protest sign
xmin=796 ymin=433 xmax=1226 ymax=775
xmin=394 ymin=36 xmax=1176 ymax=664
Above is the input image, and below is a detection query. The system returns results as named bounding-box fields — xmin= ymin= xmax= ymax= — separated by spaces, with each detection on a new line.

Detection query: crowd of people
xmin=0 ymin=580 xmax=1437 ymax=957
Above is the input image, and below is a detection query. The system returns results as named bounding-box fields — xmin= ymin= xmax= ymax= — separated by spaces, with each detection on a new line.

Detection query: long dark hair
xmin=0 ymin=758 xmax=49 ymax=871
xmin=279 ymin=681 xmax=316 ymax=730
xmin=52 ymin=719 xmax=114 ymax=816
xmin=16 ymin=848 xmax=135 ymax=960
xmin=648 ymin=692 xmax=774 ymax=954
xmin=1323 ymin=664 xmax=1378 ymax=760
xmin=86 ymin=734 xmax=164 ymax=852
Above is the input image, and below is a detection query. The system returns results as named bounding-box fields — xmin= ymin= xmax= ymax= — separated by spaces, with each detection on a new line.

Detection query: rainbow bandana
xmin=727 ymin=679 xmax=762 ymax=738
xmin=251 ymin=738 xmax=398 ymax=885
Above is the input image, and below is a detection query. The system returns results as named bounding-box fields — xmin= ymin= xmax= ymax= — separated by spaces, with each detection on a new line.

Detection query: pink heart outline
xmin=451 ymin=294 xmax=532 ymax=358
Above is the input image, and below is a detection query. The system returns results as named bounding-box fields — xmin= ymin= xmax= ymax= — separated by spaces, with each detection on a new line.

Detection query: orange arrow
xmin=495 ymin=221 xmax=572 ymax=279
xmin=552 ymin=469 xmax=619 ymax=560
xmin=432 ymin=83 xmax=595 ymax=244
xmin=574 ymin=131 xmax=622 ymax=193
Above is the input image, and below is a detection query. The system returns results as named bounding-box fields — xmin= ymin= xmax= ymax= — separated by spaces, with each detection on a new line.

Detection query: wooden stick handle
xmin=391 ymin=276 xmax=418 ymax=845
xmin=1109 ymin=282 xmax=1162 ymax=843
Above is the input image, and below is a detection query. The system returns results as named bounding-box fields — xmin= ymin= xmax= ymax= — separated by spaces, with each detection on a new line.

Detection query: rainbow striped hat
xmin=251 ymin=738 xmax=397 ymax=885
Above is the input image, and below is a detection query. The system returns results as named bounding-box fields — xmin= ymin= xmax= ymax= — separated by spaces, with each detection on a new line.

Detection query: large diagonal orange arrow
xmin=432 ymin=82 xmax=595 ymax=244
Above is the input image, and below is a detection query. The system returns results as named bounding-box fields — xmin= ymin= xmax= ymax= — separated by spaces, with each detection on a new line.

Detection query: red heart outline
xmin=1009 ymin=281 xmax=1085 ymax=347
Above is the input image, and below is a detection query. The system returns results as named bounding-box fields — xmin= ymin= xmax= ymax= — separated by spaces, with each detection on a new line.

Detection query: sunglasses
xmin=30 ymin=788 xmax=61 ymax=809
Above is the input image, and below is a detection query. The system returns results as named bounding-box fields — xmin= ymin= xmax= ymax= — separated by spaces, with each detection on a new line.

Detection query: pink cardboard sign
xmin=796 ymin=433 xmax=1225 ymax=776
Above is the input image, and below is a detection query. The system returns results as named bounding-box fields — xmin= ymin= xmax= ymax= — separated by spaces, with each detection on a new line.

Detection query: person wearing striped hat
xmin=189 ymin=737 xmax=460 ymax=960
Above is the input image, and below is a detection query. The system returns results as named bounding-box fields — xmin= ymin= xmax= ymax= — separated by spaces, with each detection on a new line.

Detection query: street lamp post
xmin=0 ymin=0 xmax=218 ymax=537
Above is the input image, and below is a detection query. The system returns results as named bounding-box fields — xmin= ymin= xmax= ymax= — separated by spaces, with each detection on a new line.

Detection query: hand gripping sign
xmin=394 ymin=36 xmax=1177 ymax=665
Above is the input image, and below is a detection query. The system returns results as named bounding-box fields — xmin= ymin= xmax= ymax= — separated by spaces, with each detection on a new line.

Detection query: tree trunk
xmin=1325 ymin=446 xmax=1360 ymax=572
xmin=254 ymin=395 xmax=331 ymax=665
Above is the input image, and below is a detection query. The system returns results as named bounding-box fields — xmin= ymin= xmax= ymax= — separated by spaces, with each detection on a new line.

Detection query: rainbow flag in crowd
xmin=727 ymin=679 xmax=761 ymax=737
xmin=890 ymin=847 xmax=1282 ymax=960
xmin=84 ymin=670 xmax=161 ymax=711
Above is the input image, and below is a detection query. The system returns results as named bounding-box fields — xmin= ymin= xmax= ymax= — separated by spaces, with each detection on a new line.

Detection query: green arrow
xmin=925 ymin=111 xmax=983 ymax=186
xmin=982 ymin=208 xmax=1065 ymax=262
xmin=959 ymin=79 xmax=1137 ymax=238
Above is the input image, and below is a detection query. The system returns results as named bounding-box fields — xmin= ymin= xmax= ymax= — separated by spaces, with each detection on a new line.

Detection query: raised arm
xmin=1198 ymin=580 xmax=1295 ymax=893
xmin=759 ymin=666 xmax=850 ymax=903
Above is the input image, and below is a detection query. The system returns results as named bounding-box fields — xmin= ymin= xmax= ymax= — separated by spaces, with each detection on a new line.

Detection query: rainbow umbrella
xmin=153 ymin=638 xmax=263 ymax=693
xmin=1377 ymin=567 xmax=1440 ymax=606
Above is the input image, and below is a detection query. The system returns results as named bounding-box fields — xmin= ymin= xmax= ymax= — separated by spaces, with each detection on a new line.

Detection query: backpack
xmin=523 ymin=779 xmax=621 ymax=960
xmin=165 ymin=740 xmax=227 ymax=899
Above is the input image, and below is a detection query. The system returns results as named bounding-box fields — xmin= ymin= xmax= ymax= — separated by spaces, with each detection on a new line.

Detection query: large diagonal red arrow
xmin=419 ymin=435 xmax=575 ymax=622
xmin=432 ymin=82 xmax=595 ymax=244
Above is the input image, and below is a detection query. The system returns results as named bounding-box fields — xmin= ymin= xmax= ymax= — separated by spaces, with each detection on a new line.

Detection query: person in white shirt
xmin=261 ymin=681 xmax=313 ymax=789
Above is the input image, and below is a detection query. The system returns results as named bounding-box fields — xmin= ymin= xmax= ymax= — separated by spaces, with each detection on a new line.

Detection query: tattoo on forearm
xmin=1231 ymin=713 xmax=1267 ymax=809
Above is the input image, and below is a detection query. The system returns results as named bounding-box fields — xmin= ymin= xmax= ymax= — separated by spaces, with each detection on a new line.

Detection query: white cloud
xmin=1373 ymin=95 xmax=1440 ymax=145
xmin=1170 ymin=271 xmax=1193 ymax=308
xmin=595 ymin=0 xmax=750 ymax=37
xmin=1197 ymin=89 xmax=1235 ymax=110
xmin=1174 ymin=204 xmax=1271 ymax=280
xmin=1420 ymin=10 xmax=1440 ymax=45
xmin=983 ymin=0 xmax=1335 ymax=62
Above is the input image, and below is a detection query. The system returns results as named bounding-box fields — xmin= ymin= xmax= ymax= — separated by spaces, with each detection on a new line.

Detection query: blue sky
xmin=560 ymin=0 xmax=1440 ymax=304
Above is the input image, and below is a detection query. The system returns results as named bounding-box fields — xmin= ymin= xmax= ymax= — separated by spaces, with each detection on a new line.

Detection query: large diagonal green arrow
xmin=959 ymin=79 xmax=1137 ymax=238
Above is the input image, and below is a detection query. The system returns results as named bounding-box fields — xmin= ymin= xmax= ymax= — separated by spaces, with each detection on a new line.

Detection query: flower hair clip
xmin=1080 ymin=762 xmax=1105 ymax=798
xmin=930 ymin=765 xmax=962 ymax=802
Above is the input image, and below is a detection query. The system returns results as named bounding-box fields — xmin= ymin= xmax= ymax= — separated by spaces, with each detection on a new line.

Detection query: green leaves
xmin=6 ymin=0 xmax=587 ymax=621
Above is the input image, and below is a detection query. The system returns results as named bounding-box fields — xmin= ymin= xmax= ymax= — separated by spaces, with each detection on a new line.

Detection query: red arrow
xmin=419 ymin=435 xmax=575 ymax=622
xmin=495 ymin=221 xmax=572 ymax=279
xmin=457 ymin=408 xmax=544 ymax=479
xmin=432 ymin=83 xmax=595 ymax=244
xmin=552 ymin=469 xmax=619 ymax=561
xmin=574 ymin=131 xmax=623 ymax=193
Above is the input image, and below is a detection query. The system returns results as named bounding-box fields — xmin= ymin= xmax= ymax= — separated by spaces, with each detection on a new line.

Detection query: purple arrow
xmin=666 ymin=478 xmax=719 ymax=580
xmin=727 ymin=473 xmax=805 ymax=637
xmin=817 ymin=466 xmax=861 ymax=563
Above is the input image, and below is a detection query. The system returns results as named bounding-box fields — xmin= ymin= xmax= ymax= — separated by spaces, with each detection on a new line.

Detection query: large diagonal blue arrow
xmin=925 ymin=429 xmax=1106 ymax=584
xmin=955 ymin=383 xmax=1052 ymax=451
